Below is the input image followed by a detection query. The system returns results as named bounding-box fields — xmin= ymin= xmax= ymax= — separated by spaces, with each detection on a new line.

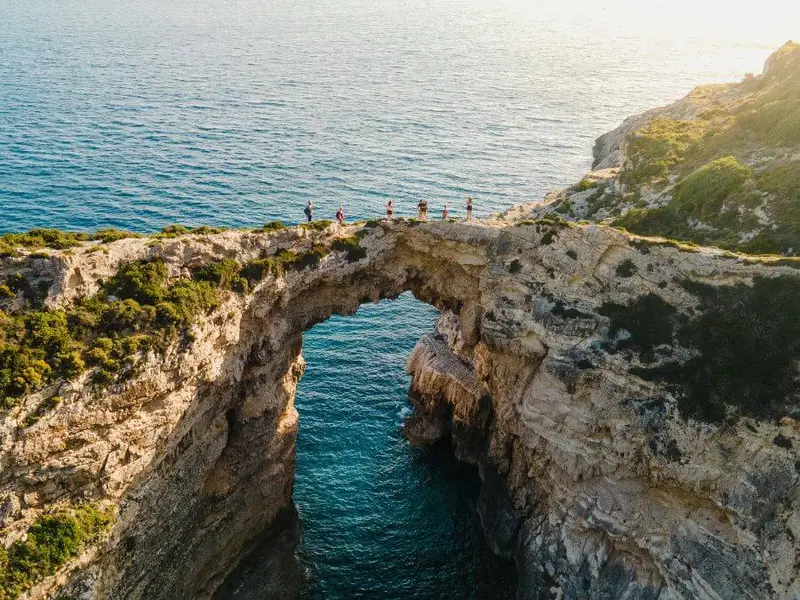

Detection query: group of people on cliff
xmin=303 ymin=197 xmax=474 ymax=224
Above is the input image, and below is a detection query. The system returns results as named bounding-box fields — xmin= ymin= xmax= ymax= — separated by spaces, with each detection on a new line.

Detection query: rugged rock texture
xmin=1 ymin=217 xmax=798 ymax=599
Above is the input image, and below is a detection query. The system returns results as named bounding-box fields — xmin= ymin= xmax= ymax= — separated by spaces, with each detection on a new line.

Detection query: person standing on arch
xmin=417 ymin=200 xmax=428 ymax=222
xmin=466 ymin=197 xmax=473 ymax=220
xmin=386 ymin=200 xmax=394 ymax=220
xmin=442 ymin=204 xmax=449 ymax=220
xmin=336 ymin=205 xmax=345 ymax=225
xmin=304 ymin=200 xmax=314 ymax=223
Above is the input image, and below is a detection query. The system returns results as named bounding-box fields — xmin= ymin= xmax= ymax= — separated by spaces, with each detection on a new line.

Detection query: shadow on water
xmin=214 ymin=296 xmax=517 ymax=599
xmin=215 ymin=442 xmax=517 ymax=600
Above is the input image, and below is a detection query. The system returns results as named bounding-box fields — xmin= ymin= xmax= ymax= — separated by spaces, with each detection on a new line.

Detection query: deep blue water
xmin=2 ymin=0 xmax=796 ymax=597
xmin=294 ymin=301 xmax=517 ymax=598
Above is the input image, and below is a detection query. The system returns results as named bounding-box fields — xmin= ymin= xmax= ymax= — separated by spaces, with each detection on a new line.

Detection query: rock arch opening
xmin=214 ymin=293 xmax=517 ymax=598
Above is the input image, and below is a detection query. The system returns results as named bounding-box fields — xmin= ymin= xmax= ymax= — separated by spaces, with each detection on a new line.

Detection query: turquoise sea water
xmin=2 ymin=0 xmax=796 ymax=597
xmin=294 ymin=302 xmax=516 ymax=598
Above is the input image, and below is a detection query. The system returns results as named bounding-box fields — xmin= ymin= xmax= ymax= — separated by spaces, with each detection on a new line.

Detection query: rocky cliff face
xmin=1 ymin=218 xmax=798 ymax=599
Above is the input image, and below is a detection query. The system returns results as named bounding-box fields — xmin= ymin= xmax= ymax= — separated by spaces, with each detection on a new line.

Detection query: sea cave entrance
xmin=214 ymin=293 xmax=517 ymax=599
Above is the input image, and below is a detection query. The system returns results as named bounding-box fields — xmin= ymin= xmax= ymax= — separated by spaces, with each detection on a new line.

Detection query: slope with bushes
xmin=531 ymin=41 xmax=799 ymax=255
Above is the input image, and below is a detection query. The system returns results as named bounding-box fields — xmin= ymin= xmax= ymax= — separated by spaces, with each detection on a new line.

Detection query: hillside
xmin=523 ymin=41 xmax=799 ymax=255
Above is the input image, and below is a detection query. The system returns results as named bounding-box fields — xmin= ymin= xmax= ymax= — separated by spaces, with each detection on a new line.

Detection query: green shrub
xmin=585 ymin=192 xmax=621 ymax=218
xmin=23 ymin=311 xmax=72 ymax=356
xmin=106 ymin=260 xmax=168 ymax=305
xmin=331 ymin=236 xmax=367 ymax=263
xmin=93 ymin=338 xmax=113 ymax=353
xmin=534 ymin=217 xmax=572 ymax=229
xmin=740 ymin=159 xmax=800 ymax=254
xmin=240 ymin=248 xmax=333 ymax=283
xmin=300 ymin=220 xmax=334 ymax=232
xmin=0 ymin=229 xmax=89 ymax=253
xmin=92 ymin=368 xmax=114 ymax=385
xmin=52 ymin=351 xmax=84 ymax=379
xmin=283 ymin=251 xmax=319 ymax=271
xmin=0 ymin=306 xmax=87 ymax=404
xmin=98 ymin=300 xmax=155 ymax=334
xmin=615 ymin=259 xmax=637 ymax=277
xmin=611 ymin=48 xmax=799 ymax=254
xmin=615 ymin=154 xmax=794 ymax=254
xmin=156 ymin=224 xmax=192 ymax=238
xmin=191 ymin=226 xmax=225 ymax=235
xmin=230 ymin=277 xmax=248 ymax=293
xmin=92 ymin=229 xmax=139 ymax=244
xmin=599 ymin=294 xmax=685 ymax=362
xmin=0 ymin=256 xmax=233 ymax=405
xmin=621 ymin=118 xmax=707 ymax=186
xmin=633 ymin=277 xmax=800 ymax=421
xmin=86 ymin=347 xmax=109 ymax=366
xmin=277 ymin=245 xmax=329 ymax=272
xmin=0 ymin=241 xmax=16 ymax=257
xmin=0 ymin=504 xmax=112 ymax=600
xmin=192 ymin=259 xmax=241 ymax=290
xmin=553 ymin=199 xmax=573 ymax=215
xmin=614 ymin=207 xmax=710 ymax=247
xmin=162 ymin=280 xmax=219 ymax=325
xmin=255 ymin=221 xmax=287 ymax=232
xmin=191 ymin=258 xmax=248 ymax=293
xmin=678 ymin=277 xmax=800 ymax=420
xmin=240 ymin=258 xmax=282 ymax=284
xmin=673 ymin=156 xmax=755 ymax=221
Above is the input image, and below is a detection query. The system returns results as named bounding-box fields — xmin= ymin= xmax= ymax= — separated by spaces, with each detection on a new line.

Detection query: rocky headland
xmin=1 ymin=42 xmax=799 ymax=600
xmin=514 ymin=41 xmax=799 ymax=257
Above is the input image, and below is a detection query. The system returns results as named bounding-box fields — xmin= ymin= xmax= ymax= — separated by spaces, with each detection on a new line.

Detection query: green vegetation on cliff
xmin=0 ymin=258 xmax=233 ymax=407
xmin=0 ymin=229 xmax=141 ymax=257
xmin=620 ymin=117 xmax=707 ymax=186
xmin=612 ymin=42 xmax=800 ymax=254
xmin=0 ymin=230 xmax=364 ymax=408
xmin=330 ymin=236 xmax=367 ymax=263
xmin=0 ymin=224 xmax=236 ymax=257
xmin=0 ymin=504 xmax=112 ymax=600
xmin=605 ymin=276 xmax=800 ymax=422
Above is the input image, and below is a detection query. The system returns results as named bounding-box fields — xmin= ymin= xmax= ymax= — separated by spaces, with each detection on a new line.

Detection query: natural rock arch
xmin=97 ymin=223 xmax=489 ymax=598
xmin=1 ymin=219 xmax=797 ymax=599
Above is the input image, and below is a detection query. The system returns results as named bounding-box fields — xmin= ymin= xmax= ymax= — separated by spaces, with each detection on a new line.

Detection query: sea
xmin=1 ymin=0 xmax=796 ymax=597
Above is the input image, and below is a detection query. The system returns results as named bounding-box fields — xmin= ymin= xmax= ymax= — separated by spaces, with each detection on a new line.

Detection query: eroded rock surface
xmin=1 ymin=217 xmax=798 ymax=599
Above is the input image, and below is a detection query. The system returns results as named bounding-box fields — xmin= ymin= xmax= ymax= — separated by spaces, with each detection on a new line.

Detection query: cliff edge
xmin=0 ymin=217 xmax=798 ymax=599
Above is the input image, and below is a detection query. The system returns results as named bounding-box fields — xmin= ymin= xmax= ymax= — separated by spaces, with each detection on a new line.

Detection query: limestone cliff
xmin=0 ymin=216 xmax=798 ymax=599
